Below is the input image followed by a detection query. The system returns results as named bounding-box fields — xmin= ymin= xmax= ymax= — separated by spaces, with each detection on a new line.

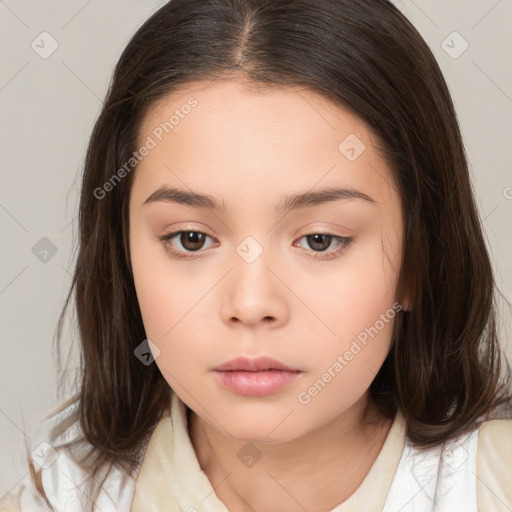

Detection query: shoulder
xmin=0 ymin=396 xmax=139 ymax=512
xmin=1 ymin=397 xmax=85 ymax=511
xmin=0 ymin=397 xmax=80 ymax=511
xmin=476 ymin=417 xmax=512 ymax=510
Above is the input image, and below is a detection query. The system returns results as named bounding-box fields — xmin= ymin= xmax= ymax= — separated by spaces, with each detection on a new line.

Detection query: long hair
xmin=29 ymin=0 xmax=512 ymax=509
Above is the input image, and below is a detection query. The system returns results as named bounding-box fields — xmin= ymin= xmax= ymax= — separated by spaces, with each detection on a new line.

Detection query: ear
xmin=397 ymin=292 xmax=411 ymax=312
xmin=396 ymin=277 xmax=412 ymax=312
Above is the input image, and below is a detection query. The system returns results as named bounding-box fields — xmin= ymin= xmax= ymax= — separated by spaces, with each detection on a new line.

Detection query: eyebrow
xmin=143 ymin=185 xmax=377 ymax=214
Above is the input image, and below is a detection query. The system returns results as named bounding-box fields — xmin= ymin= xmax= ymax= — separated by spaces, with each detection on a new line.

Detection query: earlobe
xmin=395 ymin=277 xmax=412 ymax=312
xmin=399 ymin=296 xmax=411 ymax=312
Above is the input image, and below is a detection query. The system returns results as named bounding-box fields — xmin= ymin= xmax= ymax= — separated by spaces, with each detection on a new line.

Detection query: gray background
xmin=1 ymin=0 xmax=511 ymax=497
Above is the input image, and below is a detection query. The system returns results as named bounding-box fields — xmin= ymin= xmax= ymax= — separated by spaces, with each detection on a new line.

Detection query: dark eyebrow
xmin=143 ymin=186 xmax=227 ymax=211
xmin=143 ymin=185 xmax=377 ymax=213
xmin=277 ymin=187 xmax=377 ymax=213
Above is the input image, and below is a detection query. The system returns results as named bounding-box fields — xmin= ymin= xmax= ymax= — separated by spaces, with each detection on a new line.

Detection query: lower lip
xmin=214 ymin=370 xmax=301 ymax=396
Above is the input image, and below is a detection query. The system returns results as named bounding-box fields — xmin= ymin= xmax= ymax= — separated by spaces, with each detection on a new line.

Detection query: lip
xmin=213 ymin=356 xmax=302 ymax=396
xmin=214 ymin=356 xmax=300 ymax=372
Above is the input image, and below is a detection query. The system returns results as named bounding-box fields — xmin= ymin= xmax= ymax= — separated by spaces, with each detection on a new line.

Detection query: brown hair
xmin=27 ymin=0 xmax=512 ymax=509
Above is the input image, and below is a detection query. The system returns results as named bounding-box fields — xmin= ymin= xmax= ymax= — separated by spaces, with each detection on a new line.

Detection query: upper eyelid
xmin=161 ymin=227 xmax=347 ymax=240
xmin=160 ymin=227 xmax=217 ymax=241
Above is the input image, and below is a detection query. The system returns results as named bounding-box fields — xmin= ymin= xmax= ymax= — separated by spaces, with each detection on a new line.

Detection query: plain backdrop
xmin=1 ymin=0 xmax=511 ymax=498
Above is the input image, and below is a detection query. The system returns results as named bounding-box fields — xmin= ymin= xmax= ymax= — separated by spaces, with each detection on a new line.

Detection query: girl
xmin=2 ymin=0 xmax=512 ymax=510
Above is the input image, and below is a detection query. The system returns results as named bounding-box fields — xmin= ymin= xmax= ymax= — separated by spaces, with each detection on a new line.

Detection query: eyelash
xmin=158 ymin=228 xmax=354 ymax=260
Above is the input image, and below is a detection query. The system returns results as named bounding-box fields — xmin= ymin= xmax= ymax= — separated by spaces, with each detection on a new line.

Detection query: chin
xmin=226 ymin=426 xmax=297 ymax=445
xmin=214 ymin=411 xmax=308 ymax=445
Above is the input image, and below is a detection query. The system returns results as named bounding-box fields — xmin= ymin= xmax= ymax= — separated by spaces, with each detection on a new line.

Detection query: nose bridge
xmin=222 ymin=234 xmax=287 ymax=326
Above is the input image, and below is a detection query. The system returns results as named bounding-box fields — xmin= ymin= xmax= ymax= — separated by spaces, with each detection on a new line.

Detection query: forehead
xmin=132 ymin=79 xmax=399 ymax=211
xmin=138 ymin=79 xmax=372 ymax=145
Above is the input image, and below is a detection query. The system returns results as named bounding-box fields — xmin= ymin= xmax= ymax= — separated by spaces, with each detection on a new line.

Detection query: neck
xmin=188 ymin=393 xmax=394 ymax=512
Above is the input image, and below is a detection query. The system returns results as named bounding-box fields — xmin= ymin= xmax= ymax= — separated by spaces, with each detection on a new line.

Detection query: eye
xmin=158 ymin=229 xmax=217 ymax=257
xmin=158 ymin=229 xmax=353 ymax=259
xmin=294 ymin=232 xmax=353 ymax=259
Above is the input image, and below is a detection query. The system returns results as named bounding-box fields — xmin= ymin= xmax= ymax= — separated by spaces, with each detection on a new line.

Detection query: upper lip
xmin=214 ymin=356 xmax=300 ymax=372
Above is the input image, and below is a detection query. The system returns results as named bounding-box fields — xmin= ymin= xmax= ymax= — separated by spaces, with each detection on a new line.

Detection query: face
xmin=128 ymin=79 xmax=406 ymax=444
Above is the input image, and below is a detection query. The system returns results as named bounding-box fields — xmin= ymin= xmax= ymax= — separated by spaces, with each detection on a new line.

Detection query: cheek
xmin=293 ymin=234 xmax=399 ymax=402
xmin=131 ymin=262 xmax=206 ymax=383
xmin=133 ymin=261 xmax=203 ymax=347
xmin=130 ymin=224 xmax=188 ymax=339
xmin=300 ymin=236 xmax=401 ymax=344
xmin=129 ymin=228 xmax=215 ymax=377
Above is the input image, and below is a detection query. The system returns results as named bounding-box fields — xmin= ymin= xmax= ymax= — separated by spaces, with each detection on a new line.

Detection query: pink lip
xmin=214 ymin=356 xmax=299 ymax=372
xmin=213 ymin=356 xmax=302 ymax=396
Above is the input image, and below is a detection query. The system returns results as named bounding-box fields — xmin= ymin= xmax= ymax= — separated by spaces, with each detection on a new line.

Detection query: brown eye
xmin=294 ymin=232 xmax=353 ymax=259
xmin=159 ymin=230 xmax=216 ymax=257
xmin=179 ymin=231 xmax=207 ymax=251
xmin=305 ymin=234 xmax=333 ymax=252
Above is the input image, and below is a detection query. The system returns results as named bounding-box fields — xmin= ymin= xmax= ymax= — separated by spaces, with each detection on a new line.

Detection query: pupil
xmin=309 ymin=234 xmax=331 ymax=251
xmin=182 ymin=232 xmax=204 ymax=250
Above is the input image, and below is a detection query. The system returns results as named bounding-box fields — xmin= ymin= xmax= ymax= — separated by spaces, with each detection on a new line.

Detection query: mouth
xmin=213 ymin=356 xmax=302 ymax=396
xmin=214 ymin=355 xmax=300 ymax=372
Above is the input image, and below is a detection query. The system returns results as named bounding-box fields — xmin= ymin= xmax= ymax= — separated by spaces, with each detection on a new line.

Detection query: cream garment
xmin=1 ymin=391 xmax=511 ymax=511
xmin=131 ymin=391 xmax=512 ymax=512
xmin=130 ymin=391 xmax=406 ymax=512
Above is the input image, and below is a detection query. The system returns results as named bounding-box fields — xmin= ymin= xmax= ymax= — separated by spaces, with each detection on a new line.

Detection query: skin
xmin=129 ymin=78 xmax=409 ymax=512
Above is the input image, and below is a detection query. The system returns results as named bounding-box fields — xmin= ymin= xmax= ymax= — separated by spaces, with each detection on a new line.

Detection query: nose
xmin=220 ymin=247 xmax=289 ymax=329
